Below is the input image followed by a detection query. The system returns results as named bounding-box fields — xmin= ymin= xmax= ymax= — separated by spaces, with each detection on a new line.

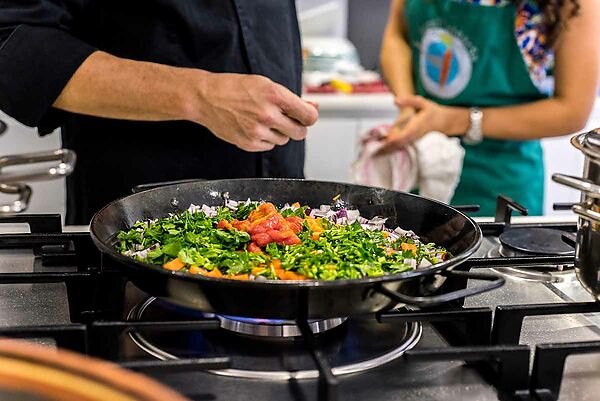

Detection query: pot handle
xmin=0 ymin=183 xmax=32 ymax=214
xmin=572 ymin=204 xmax=600 ymax=223
xmin=375 ymin=270 xmax=505 ymax=307
xmin=0 ymin=149 xmax=76 ymax=184
xmin=132 ymin=178 xmax=207 ymax=193
xmin=552 ymin=174 xmax=600 ymax=199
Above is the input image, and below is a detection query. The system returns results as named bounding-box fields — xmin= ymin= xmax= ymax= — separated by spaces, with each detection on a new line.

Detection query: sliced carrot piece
xmin=189 ymin=265 xmax=205 ymax=275
xmin=291 ymin=202 xmax=301 ymax=208
xmin=251 ymin=267 xmax=266 ymax=276
xmin=282 ymin=271 xmax=307 ymax=280
xmin=163 ymin=258 xmax=185 ymax=271
xmin=275 ymin=269 xmax=287 ymax=280
xmin=203 ymin=267 xmax=222 ymax=278
xmin=311 ymin=232 xmax=321 ymax=241
xmin=227 ymin=274 xmax=250 ymax=280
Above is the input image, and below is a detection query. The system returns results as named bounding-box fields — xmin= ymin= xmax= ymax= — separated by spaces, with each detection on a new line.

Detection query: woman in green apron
xmin=379 ymin=0 xmax=599 ymax=216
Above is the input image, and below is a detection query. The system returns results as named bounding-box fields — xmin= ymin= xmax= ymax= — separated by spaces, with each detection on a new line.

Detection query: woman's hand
xmin=376 ymin=95 xmax=469 ymax=155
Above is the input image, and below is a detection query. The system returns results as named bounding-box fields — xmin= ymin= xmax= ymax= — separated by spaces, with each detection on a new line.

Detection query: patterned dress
xmin=457 ymin=0 xmax=553 ymax=93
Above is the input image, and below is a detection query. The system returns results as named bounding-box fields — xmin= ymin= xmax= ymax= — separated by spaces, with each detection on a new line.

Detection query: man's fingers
xmin=262 ymin=129 xmax=291 ymax=146
xmin=270 ymin=114 xmax=308 ymax=141
xmin=239 ymin=138 xmax=276 ymax=152
xmin=276 ymin=87 xmax=319 ymax=126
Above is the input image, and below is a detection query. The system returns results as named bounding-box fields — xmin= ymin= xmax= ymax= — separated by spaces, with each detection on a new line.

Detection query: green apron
xmin=405 ymin=0 xmax=547 ymax=216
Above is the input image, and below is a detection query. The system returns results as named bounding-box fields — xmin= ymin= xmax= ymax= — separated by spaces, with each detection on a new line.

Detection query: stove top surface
xmin=0 ymin=212 xmax=598 ymax=401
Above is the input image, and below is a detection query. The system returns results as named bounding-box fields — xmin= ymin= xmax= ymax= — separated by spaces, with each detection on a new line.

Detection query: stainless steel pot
xmin=0 ymin=149 xmax=76 ymax=214
xmin=553 ymin=130 xmax=600 ymax=300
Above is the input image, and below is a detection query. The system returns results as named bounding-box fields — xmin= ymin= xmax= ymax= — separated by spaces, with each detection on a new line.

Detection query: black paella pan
xmin=90 ymin=179 xmax=503 ymax=319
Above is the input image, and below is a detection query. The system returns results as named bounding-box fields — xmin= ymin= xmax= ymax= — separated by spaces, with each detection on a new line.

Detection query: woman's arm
xmin=380 ymin=0 xmax=417 ymax=129
xmin=379 ymin=0 xmax=600 ymax=153
xmin=380 ymin=0 xmax=415 ymax=99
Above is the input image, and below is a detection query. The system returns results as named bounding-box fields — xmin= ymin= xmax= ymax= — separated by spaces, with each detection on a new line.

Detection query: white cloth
xmin=352 ymin=126 xmax=465 ymax=204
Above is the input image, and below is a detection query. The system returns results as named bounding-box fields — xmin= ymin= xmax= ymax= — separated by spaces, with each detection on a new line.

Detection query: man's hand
xmin=54 ymin=52 xmax=318 ymax=151
xmin=376 ymin=95 xmax=468 ymax=155
xmin=194 ymin=72 xmax=319 ymax=152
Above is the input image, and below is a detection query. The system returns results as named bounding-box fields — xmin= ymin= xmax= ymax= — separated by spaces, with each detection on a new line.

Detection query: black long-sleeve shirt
xmin=0 ymin=0 xmax=304 ymax=224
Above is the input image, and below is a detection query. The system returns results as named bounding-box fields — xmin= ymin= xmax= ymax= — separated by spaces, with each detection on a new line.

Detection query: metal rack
xmin=0 ymin=210 xmax=598 ymax=401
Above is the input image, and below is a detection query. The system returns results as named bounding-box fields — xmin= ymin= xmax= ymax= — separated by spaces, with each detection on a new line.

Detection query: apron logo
xmin=420 ymin=28 xmax=472 ymax=99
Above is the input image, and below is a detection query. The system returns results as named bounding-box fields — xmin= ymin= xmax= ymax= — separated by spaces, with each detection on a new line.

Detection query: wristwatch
xmin=463 ymin=107 xmax=483 ymax=145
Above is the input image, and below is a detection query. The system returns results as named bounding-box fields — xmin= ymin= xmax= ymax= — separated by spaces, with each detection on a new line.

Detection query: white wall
xmin=0 ymin=112 xmax=65 ymax=217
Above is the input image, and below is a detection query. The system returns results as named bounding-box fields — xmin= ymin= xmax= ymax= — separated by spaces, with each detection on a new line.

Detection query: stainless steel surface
xmin=483 ymin=235 xmax=575 ymax=283
xmin=0 ymin=220 xmax=598 ymax=401
xmin=0 ymin=248 xmax=71 ymax=327
xmin=0 ymin=183 xmax=31 ymax=214
xmin=554 ymin=131 xmax=600 ymax=299
xmin=573 ymin=203 xmax=600 ymax=222
xmin=0 ymin=149 xmax=76 ymax=185
xmin=552 ymin=174 xmax=600 ymax=198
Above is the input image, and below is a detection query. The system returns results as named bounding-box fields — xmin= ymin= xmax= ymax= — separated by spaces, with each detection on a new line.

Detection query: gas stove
xmin=0 ymin=197 xmax=598 ymax=401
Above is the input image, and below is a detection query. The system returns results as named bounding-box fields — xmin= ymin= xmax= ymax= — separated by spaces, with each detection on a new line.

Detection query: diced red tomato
xmin=283 ymin=236 xmax=301 ymax=245
xmin=251 ymin=233 xmax=272 ymax=247
xmin=285 ymin=216 xmax=304 ymax=233
xmin=247 ymin=242 xmax=262 ymax=253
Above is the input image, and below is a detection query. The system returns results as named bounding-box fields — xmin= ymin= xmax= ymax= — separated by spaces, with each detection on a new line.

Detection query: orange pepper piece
xmin=217 ymin=220 xmax=234 ymax=231
xmin=401 ymin=243 xmax=417 ymax=255
xmin=291 ymin=202 xmax=301 ymax=208
xmin=163 ymin=258 xmax=185 ymax=271
xmin=306 ymin=217 xmax=324 ymax=233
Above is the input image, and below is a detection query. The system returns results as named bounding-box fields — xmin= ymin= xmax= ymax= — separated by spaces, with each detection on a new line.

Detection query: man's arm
xmin=0 ymin=1 xmax=318 ymax=151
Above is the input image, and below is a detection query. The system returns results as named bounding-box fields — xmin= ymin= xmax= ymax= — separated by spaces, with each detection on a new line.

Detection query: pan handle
xmin=132 ymin=178 xmax=207 ymax=194
xmin=375 ymin=270 xmax=505 ymax=308
xmin=0 ymin=183 xmax=32 ymax=214
xmin=552 ymin=174 xmax=600 ymax=198
xmin=0 ymin=149 xmax=75 ymax=184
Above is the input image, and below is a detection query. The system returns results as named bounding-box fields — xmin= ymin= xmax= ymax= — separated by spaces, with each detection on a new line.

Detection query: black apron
xmin=56 ymin=0 xmax=304 ymax=224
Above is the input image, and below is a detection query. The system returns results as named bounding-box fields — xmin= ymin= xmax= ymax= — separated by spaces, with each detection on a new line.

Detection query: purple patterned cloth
xmin=456 ymin=0 xmax=553 ymax=92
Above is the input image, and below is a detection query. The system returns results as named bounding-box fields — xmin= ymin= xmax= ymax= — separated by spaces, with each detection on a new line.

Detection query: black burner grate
xmin=0 ymin=209 xmax=596 ymax=401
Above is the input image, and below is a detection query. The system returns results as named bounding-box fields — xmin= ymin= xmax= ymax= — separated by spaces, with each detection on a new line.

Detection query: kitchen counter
xmin=303 ymin=93 xmax=396 ymax=118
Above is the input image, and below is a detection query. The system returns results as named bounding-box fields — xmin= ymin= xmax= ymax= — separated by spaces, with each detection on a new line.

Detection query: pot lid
xmin=584 ymin=129 xmax=600 ymax=149
xmin=572 ymin=130 xmax=600 ymax=160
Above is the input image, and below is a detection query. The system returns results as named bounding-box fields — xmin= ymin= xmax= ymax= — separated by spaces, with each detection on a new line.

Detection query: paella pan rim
xmin=90 ymin=178 xmax=483 ymax=288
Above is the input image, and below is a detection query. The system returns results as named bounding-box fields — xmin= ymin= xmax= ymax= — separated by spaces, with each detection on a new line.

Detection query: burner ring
xmin=127 ymin=298 xmax=422 ymax=380
xmin=215 ymin=314 xmax=347 ymax=337
xmin=499 ymin=228 xmax=575 ymax=256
